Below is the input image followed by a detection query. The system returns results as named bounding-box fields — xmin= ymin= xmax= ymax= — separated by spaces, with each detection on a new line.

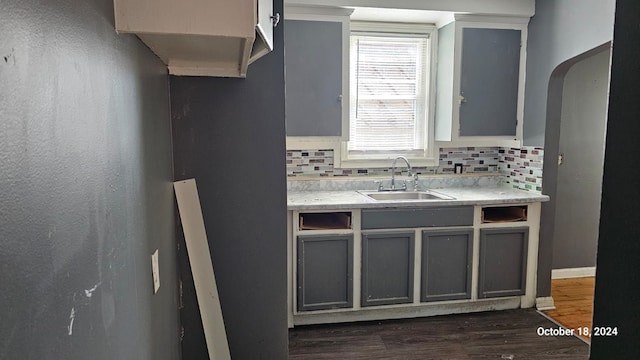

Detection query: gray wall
xmin=524 ymin=0 xmax=614 ymax=298
xmin=523 ymin=0 xmax=615 ymax=146
xmin=552 ymin=49 xmax=610 ymax=269
xmin=592 ymin=0 xmax=640 ymax=355
xmin=170 ymin=0 xmax=289 ymax=358
xmin=0 ymin=0 xmax=179 ymax=359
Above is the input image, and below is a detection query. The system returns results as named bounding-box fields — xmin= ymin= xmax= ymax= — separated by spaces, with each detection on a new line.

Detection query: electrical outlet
xmin=152 ymin=249 xmax=160 ymax=294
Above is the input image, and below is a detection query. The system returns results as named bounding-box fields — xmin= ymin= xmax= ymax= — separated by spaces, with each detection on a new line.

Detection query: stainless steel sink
xmin=358 ymin=190 xmax=455 ymax=201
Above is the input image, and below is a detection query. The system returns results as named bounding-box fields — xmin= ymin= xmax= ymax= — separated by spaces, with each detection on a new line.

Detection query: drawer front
xmin=361 ymin=206 xmax=474 ymax=229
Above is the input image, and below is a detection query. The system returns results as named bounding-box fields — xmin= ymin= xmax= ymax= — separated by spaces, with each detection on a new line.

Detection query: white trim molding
xmin=284 ymin=0 xmax=535 ymax=17
xmin=551 ymin=267 xmax=597 ymax=279
xmin=536 ymin=296 xmax=556 ymax=311
xmin=285 ymin=4 xmax=355 ymax=18
xmin=286 ymin=136 xmax=342 ymax=151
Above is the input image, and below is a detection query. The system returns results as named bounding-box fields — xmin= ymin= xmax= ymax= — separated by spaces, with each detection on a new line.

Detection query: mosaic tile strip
xmin=286 ymin=147 xmax=502 ymax=178
xmin=438 ymin=147 xmax=501 ymax=174
xmin=286 ymin=150 xmax=335 ymax=176
xmin=286 ymin=149 xmax=438 ymax=177
xmin=499 ymin=146 xmax=544 ymax=193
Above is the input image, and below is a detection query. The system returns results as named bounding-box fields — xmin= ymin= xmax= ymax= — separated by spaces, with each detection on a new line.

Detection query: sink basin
xmin=358 ymin=190 xmax=455 ymax=201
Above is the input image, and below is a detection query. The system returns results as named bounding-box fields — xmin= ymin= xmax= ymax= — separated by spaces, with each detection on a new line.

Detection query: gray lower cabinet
xmin=478 ymin=227 xmax=529 ymax=298
xmin=361 ymin=231 xmax=415 ymax=306
xmin=421 ymin=229 xmax=473 ymax=302
xmin=297 ymin=234 xmax=353 ymax=311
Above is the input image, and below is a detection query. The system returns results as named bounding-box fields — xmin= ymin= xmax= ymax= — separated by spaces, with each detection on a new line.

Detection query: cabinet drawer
xmin=361 ymin=206 xmax=474 ymax=229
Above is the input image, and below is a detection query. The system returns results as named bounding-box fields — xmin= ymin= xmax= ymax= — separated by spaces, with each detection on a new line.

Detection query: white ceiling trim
xmin=284 ymin=0 xmax=535 ymax=17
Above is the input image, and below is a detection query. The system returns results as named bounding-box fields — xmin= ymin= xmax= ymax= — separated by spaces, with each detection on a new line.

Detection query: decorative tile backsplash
xmin=286 ymin=147 xmax=502 ymax=177
xmin=286 ymin=149 xmax=438 ymax=177
xmin=286 ymin=146 xmax=544 ymax=194
xmin=286 ymin=150 xmax=336 ymax=176
xmin=499 ymin=146 xmax=544 ymax=193
xmin=438 ymin=147 xmax=500 ymax=174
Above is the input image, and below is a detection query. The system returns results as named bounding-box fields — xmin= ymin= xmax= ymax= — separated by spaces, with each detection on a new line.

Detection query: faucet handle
xmin=374 ymin=180 xmax=383 ymax=191
xmin=413 ymin=173 xmax=420 ymax=191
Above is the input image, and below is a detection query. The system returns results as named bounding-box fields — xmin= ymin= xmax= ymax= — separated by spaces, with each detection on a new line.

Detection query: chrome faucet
xmin=390 ymin=156 xmax=412 ymax=191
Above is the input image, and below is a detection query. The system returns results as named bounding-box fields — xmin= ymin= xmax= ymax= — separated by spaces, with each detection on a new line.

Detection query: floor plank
xmin=289 ymin=309 xmax=589 ymax=359
xmin=544 ymin=277 xmax=595 ymax=342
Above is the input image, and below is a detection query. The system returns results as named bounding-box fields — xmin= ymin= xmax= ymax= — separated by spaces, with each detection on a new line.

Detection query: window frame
xmin=337 ymin=21 xmax=438 ymax=169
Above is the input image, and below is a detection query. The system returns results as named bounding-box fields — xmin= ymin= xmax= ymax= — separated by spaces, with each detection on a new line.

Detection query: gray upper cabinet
xmin=435 ymin=15 xmax=528 ymax=146
xmin=361 ymin=231 xmax=415 ymax=306
xmin=478 ymin=227 xmax=529 ymax=298
xmin=459 ymin=28 xmax=521 ymax=136
xmin=285 ymin=19 xmax=344 ymax=137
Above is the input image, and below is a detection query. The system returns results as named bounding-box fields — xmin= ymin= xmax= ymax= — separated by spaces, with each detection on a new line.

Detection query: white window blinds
xmin=349 ymin=34 xmax=429 ymax=152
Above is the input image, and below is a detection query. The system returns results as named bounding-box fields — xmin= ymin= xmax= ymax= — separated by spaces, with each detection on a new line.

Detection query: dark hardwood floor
xmin=289 ymin=309 xmax=589 ymax=359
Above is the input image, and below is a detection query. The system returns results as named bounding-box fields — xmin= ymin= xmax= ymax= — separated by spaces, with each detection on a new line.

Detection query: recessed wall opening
xmin=540 ymin=42 xmax=612 ymax=346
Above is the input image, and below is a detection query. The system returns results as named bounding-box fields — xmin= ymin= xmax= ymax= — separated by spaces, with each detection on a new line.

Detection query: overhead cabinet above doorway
xmin=113 ymin=0 xmax=277 ymax=77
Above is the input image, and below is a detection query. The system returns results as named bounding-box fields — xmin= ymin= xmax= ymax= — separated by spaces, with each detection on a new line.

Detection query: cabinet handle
xmin=271 ymin=13 xmax=281 ymax=27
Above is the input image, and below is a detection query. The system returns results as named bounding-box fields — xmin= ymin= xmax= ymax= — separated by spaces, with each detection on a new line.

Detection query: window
xmin=343 ymin=22 xmax=435 ymax=166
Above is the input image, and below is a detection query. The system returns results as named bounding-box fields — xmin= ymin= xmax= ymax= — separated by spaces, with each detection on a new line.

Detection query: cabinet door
xmin=421 ymin=229 xmax=473 ymax=302
xmin=478 ymin=227 xmax=529 ymax=298
xmin=255 ymin=0 xmax=274 ymax=53
xmin=361 ymin=231 xmax=415 ymax=306
xmin=285 ymin=20 xmax=343 ymax=136
xmin=297 ymin=234 xmax=353 ymax=311
xmin=459 ymin=28 xmax=521 ymax=137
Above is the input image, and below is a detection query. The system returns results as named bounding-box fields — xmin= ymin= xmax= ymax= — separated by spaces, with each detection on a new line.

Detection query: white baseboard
xmin=536 ymin=296 xmax=556 ymax=311
xmin=551 ymin=267 xmax=596 ymax=279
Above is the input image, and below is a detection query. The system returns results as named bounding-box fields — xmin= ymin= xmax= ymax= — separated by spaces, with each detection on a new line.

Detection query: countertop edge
xmin=287 ymin=188 xmax=550 ymax=211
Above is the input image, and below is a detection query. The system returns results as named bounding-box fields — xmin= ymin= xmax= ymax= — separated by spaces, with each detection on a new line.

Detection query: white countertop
xmin=287 ymin=186 xmax=549 ymax=210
